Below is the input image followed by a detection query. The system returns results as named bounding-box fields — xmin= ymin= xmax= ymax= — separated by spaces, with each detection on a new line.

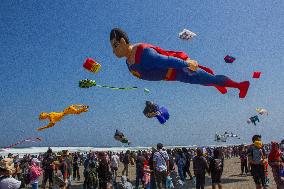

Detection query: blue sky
xmin=0 ymin=0 xmax=283 ymax=147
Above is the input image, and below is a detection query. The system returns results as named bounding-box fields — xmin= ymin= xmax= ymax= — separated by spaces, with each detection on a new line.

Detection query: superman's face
xmin=111 ymin=38 xmax=125 ymax=58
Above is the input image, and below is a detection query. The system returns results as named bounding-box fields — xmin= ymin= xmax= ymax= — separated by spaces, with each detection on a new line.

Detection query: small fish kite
xmin=178 ymin=29 xmax=197 ymax=41
xmin=215 ymin=132 xmax=240 ymax=142
xmin=247 ymin=115 xmax=260 ymax=125
xmin=37 ymin=104 xmax=89 ymax=131
xmin=79 ymin=79 xmax=150 ymax=93
xmin=256 ymin=108 xmax=268 ymax=115
xmin=83 ymin=58 xmax=101 ymax=74
xmin=223 ymin=132 xmax=240 ymax=139
xmin=114 ymin=130 xmax=131 ymax=145
xmin=224 ymin=55 xmax=236 ymax=63
xmin=253 ymin=72 xmax=261 ymax=78
xmin=0 ymin=137 xmax=42 ymax=151
xmin=143 ymin=101 xmax=169 ymax=124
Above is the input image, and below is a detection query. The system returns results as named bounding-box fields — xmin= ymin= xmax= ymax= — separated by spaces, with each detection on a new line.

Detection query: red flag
xmin=253 ymin=72 xmax=261 ymax=78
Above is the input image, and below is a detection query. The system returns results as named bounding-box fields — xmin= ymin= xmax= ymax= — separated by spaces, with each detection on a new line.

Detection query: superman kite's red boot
xmin=238 ymin=81 xmax=250 ymax=98
xmin=224 ymin=80 xmax=250 ymax=98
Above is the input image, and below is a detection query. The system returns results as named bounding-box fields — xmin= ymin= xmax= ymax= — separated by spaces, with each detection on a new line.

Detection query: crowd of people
xmin=1 ymin=135 xmax=284 ymax=189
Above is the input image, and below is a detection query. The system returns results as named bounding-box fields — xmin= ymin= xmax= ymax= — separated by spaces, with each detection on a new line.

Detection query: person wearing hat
xmin=0 ymin=158 xmax=21 ymax=189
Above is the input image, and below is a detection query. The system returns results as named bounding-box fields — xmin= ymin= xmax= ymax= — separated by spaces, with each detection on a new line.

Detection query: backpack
xmin=86 ymin=168 xmax=98 ymax=189
xmin=214 ymin=159 xmax=222 ymax=173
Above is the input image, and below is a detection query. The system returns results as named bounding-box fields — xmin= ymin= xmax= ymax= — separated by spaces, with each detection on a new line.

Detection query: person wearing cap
xmin=29 ymin=158 xmax=42 ymax=189
xmin=0 ymin=158 xmax=21 ymax=189
xmin=153 ymin=143 xmax=169 ymax=189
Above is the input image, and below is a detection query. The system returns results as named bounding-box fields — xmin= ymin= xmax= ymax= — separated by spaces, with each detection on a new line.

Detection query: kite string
xmin=3 ymin=137 xmax=40 ymax=149
xmin=96 ymin=84 xmax=139 ymax=90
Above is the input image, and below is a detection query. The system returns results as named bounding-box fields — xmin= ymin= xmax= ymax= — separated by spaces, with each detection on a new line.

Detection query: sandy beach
xmin=60 ymin=157 xmax=276 ymax=189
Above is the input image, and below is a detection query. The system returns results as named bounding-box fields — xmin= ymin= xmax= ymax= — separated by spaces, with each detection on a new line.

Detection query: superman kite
xmin=110 ymin=28 xmax=250 ymax=98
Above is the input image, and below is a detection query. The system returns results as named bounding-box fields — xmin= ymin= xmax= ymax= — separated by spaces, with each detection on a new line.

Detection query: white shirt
xmin=0 ymin=176 xmax=21 ymax=189
xmin=111 ymin=154 xmax=120 ymax=168
xmin=153 ymin=150 xmax=169 ymax=172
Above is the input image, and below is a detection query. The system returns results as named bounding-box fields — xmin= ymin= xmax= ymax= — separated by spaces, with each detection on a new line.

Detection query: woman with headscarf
xmin=268 ymin=142 xmax=284 ymax=189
